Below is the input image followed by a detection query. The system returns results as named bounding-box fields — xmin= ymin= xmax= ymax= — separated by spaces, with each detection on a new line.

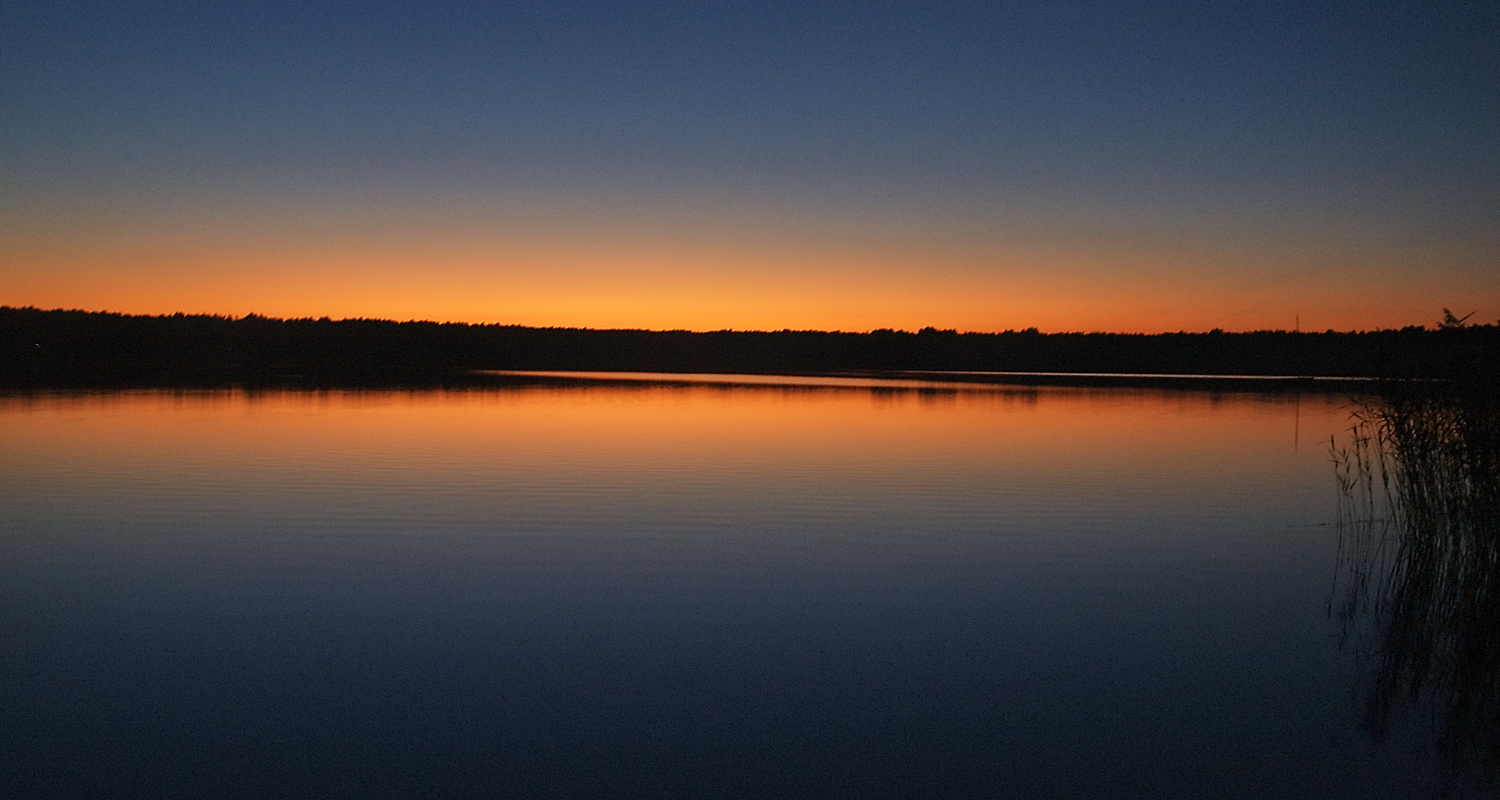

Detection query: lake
xmin=0 ymin=373 xmax=1487 ymax=797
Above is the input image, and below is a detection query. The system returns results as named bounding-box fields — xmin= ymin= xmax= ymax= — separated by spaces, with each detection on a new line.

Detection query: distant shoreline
xmin=477 ymin=369 xmax=1388 ymax=394
xmin=3 ymin=306 xmax=1495 ymax=391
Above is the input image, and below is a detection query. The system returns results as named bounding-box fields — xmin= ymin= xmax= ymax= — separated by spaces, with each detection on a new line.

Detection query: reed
xmin=1331 ymin=382 xmax=1500 ymax=771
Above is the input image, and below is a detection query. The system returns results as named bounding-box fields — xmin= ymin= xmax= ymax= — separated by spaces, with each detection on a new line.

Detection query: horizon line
xmin=2 ymin=304 xmax=1472 ymax=337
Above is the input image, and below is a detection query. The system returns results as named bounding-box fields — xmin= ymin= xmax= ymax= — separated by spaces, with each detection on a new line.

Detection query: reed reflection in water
xmin=1332 ymin=384 xmax=1500 ymax=775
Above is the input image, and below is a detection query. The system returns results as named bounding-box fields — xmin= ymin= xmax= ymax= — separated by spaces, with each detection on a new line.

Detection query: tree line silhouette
xmin=2 ymin=306 xmax=1495 ymax=388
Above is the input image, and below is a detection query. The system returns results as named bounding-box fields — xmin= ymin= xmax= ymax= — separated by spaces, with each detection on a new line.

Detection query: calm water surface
xmin=0 ymin=376 xmax=1478 ymax=797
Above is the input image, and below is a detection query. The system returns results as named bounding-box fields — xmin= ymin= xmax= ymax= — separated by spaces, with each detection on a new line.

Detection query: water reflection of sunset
xmin=9 ymin=380 xmax=1435 ymax=796
xmin=3 ymin=382 xmax=1347 ymax=536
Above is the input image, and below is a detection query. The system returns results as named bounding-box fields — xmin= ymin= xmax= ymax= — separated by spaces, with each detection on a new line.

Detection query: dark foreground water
xmin=0 ymin=375 xmax=1488 ymax=798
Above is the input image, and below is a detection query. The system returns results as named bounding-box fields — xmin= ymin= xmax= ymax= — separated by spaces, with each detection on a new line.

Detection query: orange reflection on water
xmin=1 ymin=380 xmax=1347 ymax=514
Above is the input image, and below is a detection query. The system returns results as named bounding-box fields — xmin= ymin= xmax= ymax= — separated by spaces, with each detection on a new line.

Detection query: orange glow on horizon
xmin=4 ymin=209 xmax=1494 ymax=334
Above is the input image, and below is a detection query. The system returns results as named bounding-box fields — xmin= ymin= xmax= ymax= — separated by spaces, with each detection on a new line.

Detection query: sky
xmin=3 ymin=0 xmax=1497 ymax=333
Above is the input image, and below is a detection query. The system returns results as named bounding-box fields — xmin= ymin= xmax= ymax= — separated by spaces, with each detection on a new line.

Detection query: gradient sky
xmin=4 ymin=0 xmax=1497 ymax=332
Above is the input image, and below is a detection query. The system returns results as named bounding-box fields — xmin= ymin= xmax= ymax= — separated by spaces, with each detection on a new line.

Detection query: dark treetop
xmin=2 ymin=307 xmax=1496 ymax=390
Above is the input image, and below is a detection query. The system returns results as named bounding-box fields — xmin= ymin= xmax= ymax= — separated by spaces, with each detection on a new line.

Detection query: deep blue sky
xmin=4 ymin=0 xmax=1497 ymax=331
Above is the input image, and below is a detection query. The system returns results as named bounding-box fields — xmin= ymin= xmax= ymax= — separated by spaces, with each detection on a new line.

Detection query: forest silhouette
xmin=2 ymin=306 xmax=1496 ymax=389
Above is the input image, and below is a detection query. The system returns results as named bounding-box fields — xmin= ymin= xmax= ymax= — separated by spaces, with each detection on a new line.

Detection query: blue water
xmin=0 ymin=378 xmax=1480 ymax=797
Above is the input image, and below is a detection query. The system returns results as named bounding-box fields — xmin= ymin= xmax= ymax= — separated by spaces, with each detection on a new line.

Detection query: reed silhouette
xmin=1332 ymin=381 xmax=1500 ymax=774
